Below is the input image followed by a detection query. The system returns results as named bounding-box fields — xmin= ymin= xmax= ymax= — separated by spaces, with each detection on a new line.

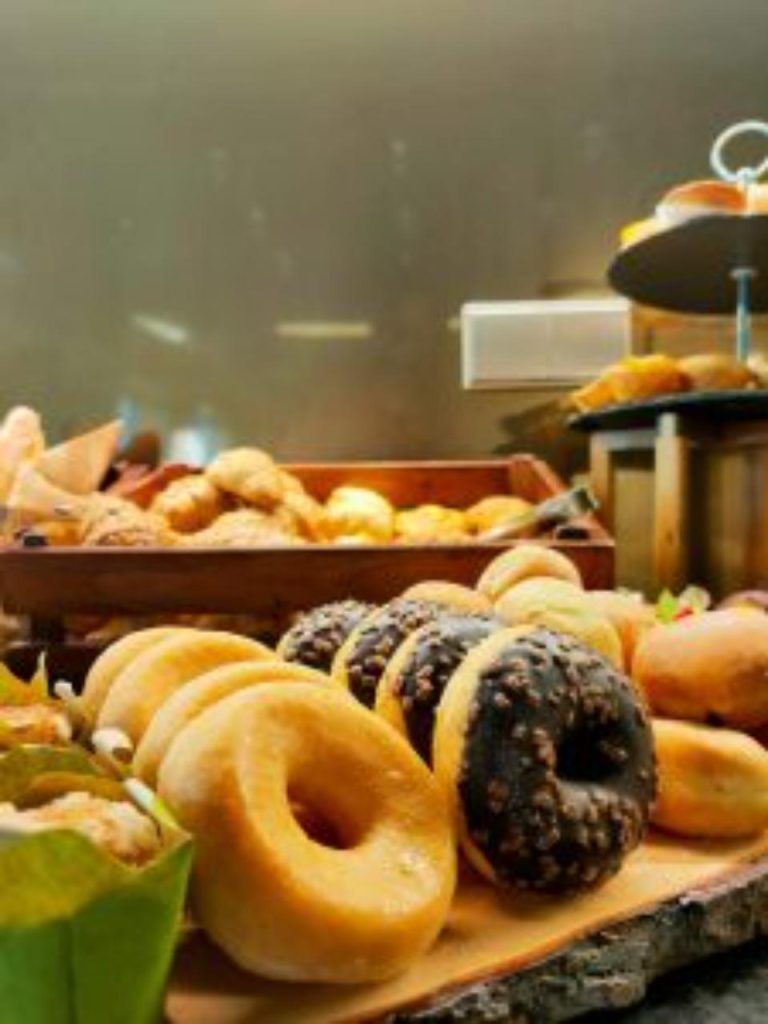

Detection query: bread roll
xmin=400 ymin=581 xmax=492 ymax=616
xmin=652 ymin=718 xmax=768 ymax=838
xmin=633 ymin=610 xmax=768 ymax=728
xmin=588 ymin=591 xmax=656 ymax=667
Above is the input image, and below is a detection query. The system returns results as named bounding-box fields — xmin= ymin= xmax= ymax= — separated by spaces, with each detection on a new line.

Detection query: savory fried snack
xmin=158 ymin=684 xmax=456 ymax=982
xmin=0 ymin=792 xmax=161 ymax=865
xmin=476 ymin=543 xmax=583 ymax=602
xmin=394 ymin=505 xmax=468 ymax=544
xmin=375 ymin=613 xmax=500 ymax=762
xmin=133 ymin=659 xmax=333 ymax=786
xmin=433 ymin=629 xmax=655 ymax=892
xmin=205 ymin=447 xmax=285 ymax=510
xmin=332 ymin=599 xmax=443 ymax=707
xmin=494 ymin=578 xmax=623 ymax=667
xmin=652 ymin=718 xmax=768 ymax=838
xmin=95 ymin=630 xmax=273 ymax=743
xmin=35 ymin=420 xmax=121 ymax=495
xmin=400 ymin=581 xmax=493 ymax=616
xmin=277 ymin=600 xmax=376 ymax=673
xmin=633 ymin=609 xmax=768 ymax=728
xmin=150 ymin=474 xmax=228 ymax=533
xmin=323 ymin=486 xmax=395 ymax=544
xmin=465 ymin=495 xmax=534 ymax=536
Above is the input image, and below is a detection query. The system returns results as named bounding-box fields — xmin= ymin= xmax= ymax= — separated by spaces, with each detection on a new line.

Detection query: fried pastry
xmin=182 ymin=509 xmax=299 ymax=547
xmin=395 ymin=505 xmax=468 ymax=543
xmin=78 ymin=495 xmax=176 ymax=548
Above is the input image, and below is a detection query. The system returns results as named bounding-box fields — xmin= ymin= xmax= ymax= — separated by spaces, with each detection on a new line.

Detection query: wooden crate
xmin=0 ymin=456 xmax=613 ymax=623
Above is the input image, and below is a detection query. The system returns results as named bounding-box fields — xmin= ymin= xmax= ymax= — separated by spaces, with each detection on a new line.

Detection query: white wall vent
xmin=461 ymin=298 xmax=630 ymax=390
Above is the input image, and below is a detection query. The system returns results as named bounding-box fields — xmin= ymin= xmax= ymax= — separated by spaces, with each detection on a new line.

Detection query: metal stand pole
xmin=732 ymin=266 xmax=757 ymax=362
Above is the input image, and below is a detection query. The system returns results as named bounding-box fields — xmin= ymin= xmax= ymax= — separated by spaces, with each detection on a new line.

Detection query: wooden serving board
xmin=167 ymin=831 xmax=768 ymax=1024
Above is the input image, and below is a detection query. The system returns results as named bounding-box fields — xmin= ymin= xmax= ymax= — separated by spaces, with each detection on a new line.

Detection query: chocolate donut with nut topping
xmin=332 ymin=599 xmax=444 ymax=707
xmin=277 ymin=600 xmax=376 ymax=674
xmin=434 ymin=627 xmax=655 ymax=893
xmin=375 ymin=613 xmax=501 ymax=762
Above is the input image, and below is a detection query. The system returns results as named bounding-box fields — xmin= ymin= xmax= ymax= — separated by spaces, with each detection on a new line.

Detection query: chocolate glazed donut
xmin=277 ymin=600 xmax=376 ymax=673
xmin=434 ymin=628 xmax=656 ymax=893
xmin=375 ymin=614 xmax=501 ymax=762
xmin=333 ymin=599 xmax=445 ymax=707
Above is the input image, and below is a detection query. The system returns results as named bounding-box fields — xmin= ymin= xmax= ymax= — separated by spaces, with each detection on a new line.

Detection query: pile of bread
xmin=572 ymin=352 xmax=764 ymax=414
xmin=0 ymin=406 xmax=542 ymax=548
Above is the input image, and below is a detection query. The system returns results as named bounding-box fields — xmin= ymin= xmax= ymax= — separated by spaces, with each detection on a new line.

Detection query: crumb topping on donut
xmin=346 ymin=599 xmax=444 ymax=707
xmin=393 ymin=614 xmax=500 ymax=761
xmin=458 ymin=629 xmax=656 ymax=893
xmin=281 ymin=600 xmax=376 ymax=672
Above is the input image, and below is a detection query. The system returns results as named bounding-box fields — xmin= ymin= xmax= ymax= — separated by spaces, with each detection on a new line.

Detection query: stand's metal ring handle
xmin=711 ymin=120 xmax=768 ymax=186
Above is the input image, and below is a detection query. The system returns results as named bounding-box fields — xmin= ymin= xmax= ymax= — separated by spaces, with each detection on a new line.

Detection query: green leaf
xmin=655 ymin=588 xmax=679 ymax=623
xmin=0 ymin=830 xmax=193 ymax=1024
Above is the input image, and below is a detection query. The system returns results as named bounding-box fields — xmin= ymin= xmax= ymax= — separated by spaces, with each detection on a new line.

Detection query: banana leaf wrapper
xmin=0 ymin=745 xmax=193 ymax=1024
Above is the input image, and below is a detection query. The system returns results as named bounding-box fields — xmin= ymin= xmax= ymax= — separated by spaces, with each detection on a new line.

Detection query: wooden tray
xmin=0 ymin=458 xmax=614 ymax=623
xmin=167 ymin=831 xmax=768 ymax=1024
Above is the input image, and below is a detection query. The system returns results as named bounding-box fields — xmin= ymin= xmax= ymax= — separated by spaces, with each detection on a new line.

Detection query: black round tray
xmin=568 ymin=389 xmax=768 ymax=432
xmin=608 ymin=215 xmax=768 ymax=314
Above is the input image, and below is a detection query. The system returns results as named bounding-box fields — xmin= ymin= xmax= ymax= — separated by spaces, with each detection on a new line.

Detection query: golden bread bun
xmin=324 ymin=486 xmax=395 ymax=543
xmin=96 ymin=630 xmax=273 ymax=743
xmin=400 ymin=581 xmax=492 ymax=616
xmin=181 ymin=509 xmax=299 ymax=547
xmin=656 ymin=179 xmax=745 ymax=225
xmin=652 ymin=718 xmax=768 ymax=838
xmin=206 ymin=448 xmax=285 ymax=510
xmin=158 ymin=683 xmax=456 ymax=982
xmin=588 ymin=591 xmax=656 ymax=667
xmin=394 ymin=505 xmax=468 ymax=543
xmin=464 ymin=495 xmax=534 ymax=535
xmin=494 ymin=578 xmax=623 ymax=668
xmin=476 ymin=543 xmax=582 ymax=603
xmin=78 ymin=494 xmax=177 ymax=548
xmin=678 ymin=353 xmax=757 ymax=392
xmin=133 ymin=659 xmax=334 ymax=785
xmin=81 ymin=627 xmax=191 ymax=724
xmin=633 ymin=610 xmax=768 ymax=728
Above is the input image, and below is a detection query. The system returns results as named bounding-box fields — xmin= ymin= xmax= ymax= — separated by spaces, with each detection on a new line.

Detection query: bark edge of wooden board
xmin=388 ymin=857 xmax=768 ymax=1023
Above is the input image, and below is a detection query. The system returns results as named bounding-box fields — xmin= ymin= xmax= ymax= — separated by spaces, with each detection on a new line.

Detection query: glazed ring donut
xmin=375 ymin=613 xmax=500 ymax=762
xmin=332 ymin=599 xmax=444 ymax=707
xmin=434 ymin=628 xmax=656 ymax=893
xmin=133 ymin=659 xmax=335 ymax=786
xmin=277 ymin=600 xmax=376 ymax=673
xmin=80 ymin=626 xmax=191 ymax=724
xmin=158 ymin=683 xmax=456 ymax=983
xmin=399 ymin=581 xmax=493 ymax=616
xmin=96 ymin=630 xmax=273 ymax=744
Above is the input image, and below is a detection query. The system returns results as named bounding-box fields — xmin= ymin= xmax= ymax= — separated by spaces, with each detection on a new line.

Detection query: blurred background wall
xmin=1 ymin=1 xmax=768 ymax=465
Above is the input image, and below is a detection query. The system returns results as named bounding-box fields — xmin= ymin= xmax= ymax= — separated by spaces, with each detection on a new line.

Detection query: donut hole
xmin=287 ymin=784 xmax=369 ymax=851
xmin=556 ymin=724 xmax=622 ymax=784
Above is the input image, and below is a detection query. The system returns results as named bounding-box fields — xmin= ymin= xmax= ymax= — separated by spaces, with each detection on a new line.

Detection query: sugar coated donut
xmin=332 ymin=599 xmax=444 ymax=706
xmin=96 ymin=630 xmax=272 ymax=743
xmin=375 ymin=613 xmax=500 ymax=762
xmin=434 ymin=628 xmax=655 ymax=892
xmin=158 ymin=683 xmax=456 ymax=982
xmin=133 ymin=659 xmax=334 ymax=786
xmin=276 ymin=600 xmax=376 ymax=673
xmin=80 ymin=626 xmax=191 ymax=724
xmin=476 ymin=544 xmax=582 ymax=603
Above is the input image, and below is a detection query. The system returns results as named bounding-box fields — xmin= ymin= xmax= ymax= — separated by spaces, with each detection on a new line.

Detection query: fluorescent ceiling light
xmin=274 ymin=321 xmax=373 ymax=341
xmin=132 ymin=314 xmax=191 ymax=346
